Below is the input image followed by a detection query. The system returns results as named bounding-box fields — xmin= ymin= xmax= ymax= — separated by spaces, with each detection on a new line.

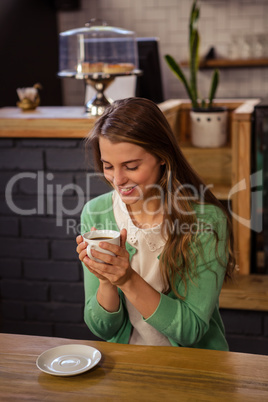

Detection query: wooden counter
xmin=1 ymin=333 xmax=268 ymax=401
xmin=0 ymin=106 xmax=95 ymax=138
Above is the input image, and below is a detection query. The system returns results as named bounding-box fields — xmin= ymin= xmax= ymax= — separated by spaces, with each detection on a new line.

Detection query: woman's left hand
xmin=87 ymin=229 xmax=133 ymax=287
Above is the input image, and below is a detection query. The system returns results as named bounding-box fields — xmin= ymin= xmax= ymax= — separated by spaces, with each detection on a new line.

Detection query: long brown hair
xmin=86 ymin=97 xmax=235 ymax=298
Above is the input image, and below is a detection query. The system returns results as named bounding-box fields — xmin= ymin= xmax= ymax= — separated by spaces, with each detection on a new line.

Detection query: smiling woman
xmin=76 ymin=97 xmax=236 ymax=350
xmin=99 ymin=138 xmax=165 ymax=220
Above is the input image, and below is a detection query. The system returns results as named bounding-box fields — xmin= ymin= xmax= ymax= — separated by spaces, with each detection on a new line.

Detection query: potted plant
xmin=165 ymin=0 xmax=227 ymax=148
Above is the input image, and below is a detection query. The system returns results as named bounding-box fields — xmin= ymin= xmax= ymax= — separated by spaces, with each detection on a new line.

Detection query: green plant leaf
xmin=164 ymin=0 xmax=219 ymax=109
xmin=190 ymin=0 xmax=199 ymax=32
xmin=190 ymin=29 xmax=199 ymax=107
xmin=189 ymin=0 xmax=200 ymax=108
xmin=164 ymin=55 xmax=198 ymax=108
xmin=208 ymin=69 xmax=220 ymax=107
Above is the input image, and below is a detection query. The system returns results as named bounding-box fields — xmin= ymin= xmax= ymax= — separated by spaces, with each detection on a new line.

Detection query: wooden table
xmin=0 ymin=334 xmax=267 ymax=401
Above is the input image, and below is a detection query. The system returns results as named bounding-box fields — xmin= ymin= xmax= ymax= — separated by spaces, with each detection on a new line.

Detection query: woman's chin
xmin=119 ymin=193 xmax=140 ymax=205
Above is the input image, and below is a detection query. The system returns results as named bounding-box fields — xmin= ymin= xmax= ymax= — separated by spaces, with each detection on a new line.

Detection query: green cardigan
xmin=81 ymin=191 xmax=229 ymax=351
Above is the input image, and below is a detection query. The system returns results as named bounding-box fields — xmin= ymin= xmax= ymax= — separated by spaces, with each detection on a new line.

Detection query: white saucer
xmin=36 ymin=344 xmax=102 ymax=376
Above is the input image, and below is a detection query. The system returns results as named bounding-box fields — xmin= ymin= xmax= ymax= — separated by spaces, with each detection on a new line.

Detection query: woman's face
xmin=99 ymin=136 xmax=164 ymax=210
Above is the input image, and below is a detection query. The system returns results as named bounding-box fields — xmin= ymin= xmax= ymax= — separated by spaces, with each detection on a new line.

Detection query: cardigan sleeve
xmin=81 ymin=196 xmax=130 ymax=341
xmin=144 ymin=208 xmax=228 ymax=347
xmin=82 ymin=260 xmax=127 ymax=340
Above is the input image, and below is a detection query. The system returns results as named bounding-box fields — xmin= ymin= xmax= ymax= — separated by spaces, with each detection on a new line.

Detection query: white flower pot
xmin=190 ymin=107 xmax=228 ymax=148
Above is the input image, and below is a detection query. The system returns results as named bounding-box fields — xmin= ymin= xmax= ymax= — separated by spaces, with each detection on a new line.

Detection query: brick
xmin=227 ymin=335 xmax=268 ymax=356
xmin=0 ymin=259 xmax=22 ymax=278
xmin=51 ymin=239 xmax=78 ymax=260
xmin=78 ymin=263 xmax=84 ymax=281
xmin=1 ymin=321 xmax=53 ymax=337
xmin=17 ymin=173 xmax=42 ymax=195
xmin=0 ymin=195 xmax=40 ymax=216
xmin=82 ymin=142 xmax=94 ymax=160
xmin=45 ymin=148 xmax=86 ymax=171
xmin=21 ymin=217 xmax=74 ymax=239
xmin=26 ymin=302 xmax=52 ymax=321
xmin=0 ymin=216 xmax=19 ymax=236
xmin=0 ymin=238 xmax=49 ymax=259
xmin=220 ymin=309 xmax=262 ymax=336
xmin=2 ymin=301 xmax=25 ymax=320
xmin=47 ymin=195 xmax=84 ymax=218
xmin=51 ymin=282 xmax=84 ymax=303
xmin=63 ymin=218 xmax=81 ymax=238
xmin=0 ymin=172 xmax=20 ymax=194
xmin=54 ymin=323 xmax=101 ymax=341
xmin=18 ymin=172 xmax=74 ymax=195
xmin=264 ymin=315 xmax=268 ymax=337
xmin=77 ymin=139 xmax=87 ymax=149
xmin=0 ymin=139 xmax=14 ymax=147
xmin=1 ymin=280 xmax=49 ymax=301
xmin=19 ymin=139 xmax=79 ymax=148
xmin=75 ymin=172 xmax=111 ymax=197
xmin=27 ymin=302 xmax=83 ymax=323
xmin=52 ymin=303 xmax=84 ymax=323
xmin=0 ymin=149 xmax=43 ymax=170
xmin=24 ymin=260 xmax=80 ymax=281
xmin=26 ymin=302 xmax=49 ymax=321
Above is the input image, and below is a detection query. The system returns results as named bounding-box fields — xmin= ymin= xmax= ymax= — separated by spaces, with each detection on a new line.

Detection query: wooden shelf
xmin=181 ymin=58 xmax=268 ymax=69
xmin=181 ymin=145 xmax=232 ymax=200
xmin=220 ymin=274 xmax=268 ymax=311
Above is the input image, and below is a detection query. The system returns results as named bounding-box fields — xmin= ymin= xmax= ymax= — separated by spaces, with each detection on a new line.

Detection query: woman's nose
xmin=113 ymin=169 xmax=128 ymax=186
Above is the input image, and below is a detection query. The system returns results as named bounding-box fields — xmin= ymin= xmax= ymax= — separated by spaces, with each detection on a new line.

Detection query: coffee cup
xmin=83 ymin=230 xmax=120 ymax=263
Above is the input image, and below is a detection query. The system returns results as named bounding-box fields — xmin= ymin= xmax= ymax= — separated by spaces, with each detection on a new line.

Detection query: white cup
xmin=83 ymin=230 xmax=120 ymax=263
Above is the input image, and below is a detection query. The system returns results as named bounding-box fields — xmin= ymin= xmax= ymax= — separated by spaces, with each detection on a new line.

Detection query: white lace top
xmin=113 ymin=191 xmax=171 ymax=346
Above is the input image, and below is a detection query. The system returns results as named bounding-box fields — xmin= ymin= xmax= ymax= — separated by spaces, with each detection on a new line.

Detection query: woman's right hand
xmin=76 ymin=233 xmax=107 ymax=281
xmin=76 ymin=234 xmax=88 ymax=263
xmin=76 ymin=232 xmax=120 ymax=312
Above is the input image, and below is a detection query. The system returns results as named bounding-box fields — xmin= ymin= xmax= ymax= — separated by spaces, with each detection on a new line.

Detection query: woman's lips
xmin=118 ymin=185 xmax=137 ymax=196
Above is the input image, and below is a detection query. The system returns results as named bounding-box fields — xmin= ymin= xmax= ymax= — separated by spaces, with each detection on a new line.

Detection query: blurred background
xmin=1 ymin=0 xmax=268 ymax=107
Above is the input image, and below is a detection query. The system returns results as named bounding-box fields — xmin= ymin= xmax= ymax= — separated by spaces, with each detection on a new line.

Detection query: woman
xmin=76 ymin=97 xmax=235 ymax=350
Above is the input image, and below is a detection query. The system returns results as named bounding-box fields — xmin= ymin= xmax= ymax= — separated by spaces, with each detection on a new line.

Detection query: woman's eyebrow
xmin=100 ymin=158 xmax=142 ymax=164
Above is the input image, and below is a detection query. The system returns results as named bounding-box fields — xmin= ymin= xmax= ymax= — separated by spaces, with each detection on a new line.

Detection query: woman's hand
xmin=76 ymin=230 xmax=107 ymax=281
xmin=77 ymin=228 xmax=160 ymax=318
xmin=84 ymin=228 xmax=133 ymax=287
xmin=76 ymin=229 xmax=126 ymax=313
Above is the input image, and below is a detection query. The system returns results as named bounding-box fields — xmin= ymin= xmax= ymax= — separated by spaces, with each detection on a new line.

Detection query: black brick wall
xmin=0 ymin=138 xmax=267 ymax=354
xmin=220 ymin=309 xmax=268 ymax=355
xmin=0 ymin=138 xmax=110 ymax=341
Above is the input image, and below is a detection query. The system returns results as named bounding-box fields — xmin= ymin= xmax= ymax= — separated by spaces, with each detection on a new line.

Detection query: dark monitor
xmin=135 ymin=38 xmax=164 ymax=103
